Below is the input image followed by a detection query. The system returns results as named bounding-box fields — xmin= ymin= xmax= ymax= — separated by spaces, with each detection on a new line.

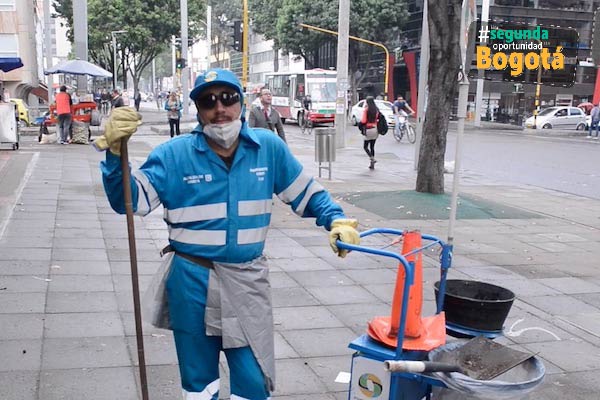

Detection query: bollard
xmin=314 ymin=127 xmax=335 ymax=179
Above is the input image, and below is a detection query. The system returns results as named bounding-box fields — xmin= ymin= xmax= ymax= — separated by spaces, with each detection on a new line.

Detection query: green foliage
xmin=52 ymin=0 xmax=206 ymax=89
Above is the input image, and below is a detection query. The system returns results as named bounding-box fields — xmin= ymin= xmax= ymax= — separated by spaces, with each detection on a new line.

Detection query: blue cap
xmin=190 ymin=69 xmax=244 ymax=104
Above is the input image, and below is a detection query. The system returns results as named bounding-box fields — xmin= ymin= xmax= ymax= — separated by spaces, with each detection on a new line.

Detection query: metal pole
xmin=335 ymin=0 xmax=350 ymax=149
xmin=414 ymin=0 xmax=429 ymax=170
xmin=112 ymin=34 xmax=117 ymax=89
xmin=172 ymin=36 xmax=176 ymax=88
xmin=206 ymin=6 xmax=212 ymax=70
xmin=533 ymin=45 xmax=542 ymax=129
xmin=181 ymin=0 xmax=189 ymax=115
xmin=242 ymin=0 xmax=249 ymax=88
xmin=119 ymin=140 xmax=150 ymax=400
xmin=73 ymin=0 xmax=88 ymax=95
xmin=44 ymin=0 xmax=54 ymax=106
xmin=474 ymin=0 xmax=490 ymax=127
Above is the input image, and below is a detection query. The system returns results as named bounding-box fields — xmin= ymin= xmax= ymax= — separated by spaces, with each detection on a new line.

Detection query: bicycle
xmin=299 ymin=110 xmax=313 ymax=135
xmin=393 ymin=113 xmax=416 ymax=144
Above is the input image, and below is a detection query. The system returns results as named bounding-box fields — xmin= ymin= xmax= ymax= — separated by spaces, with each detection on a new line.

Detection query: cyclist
xmin=393 ymin=95 xmax=415 ymax=139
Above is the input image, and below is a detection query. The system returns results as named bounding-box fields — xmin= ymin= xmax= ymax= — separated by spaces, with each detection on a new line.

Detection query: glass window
xmin=570 ymin=108 xmax=582 ymax=115
xmin=0 ymin=34 xmax=18 ymax=57
xmin=0 ymin=0 xmax=15 ymax=11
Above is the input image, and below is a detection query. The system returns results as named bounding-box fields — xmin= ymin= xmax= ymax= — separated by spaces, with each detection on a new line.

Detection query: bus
xmin=264 ymin=69 xmax=337 ymax=125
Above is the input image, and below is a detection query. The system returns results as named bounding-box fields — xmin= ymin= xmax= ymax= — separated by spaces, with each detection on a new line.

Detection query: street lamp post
xmin=111 ymin=30 xmax=127 ymax=89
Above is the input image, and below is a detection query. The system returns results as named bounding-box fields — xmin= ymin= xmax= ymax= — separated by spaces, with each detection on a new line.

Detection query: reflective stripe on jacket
xmin=100 ymin=123 xmax=346 ymax=263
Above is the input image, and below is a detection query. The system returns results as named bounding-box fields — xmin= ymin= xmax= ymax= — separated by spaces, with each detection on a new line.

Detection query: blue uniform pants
xmin=166 ymin=257 xmax=269 ymax=399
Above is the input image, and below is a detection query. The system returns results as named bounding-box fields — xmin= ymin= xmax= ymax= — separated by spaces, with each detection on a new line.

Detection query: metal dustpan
xmin=437 ymin=336 xmax=534 ymax=381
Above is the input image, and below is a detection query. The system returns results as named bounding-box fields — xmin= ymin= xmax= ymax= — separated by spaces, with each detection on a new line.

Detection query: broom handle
xmin=120 ymin=139 xmax=150 ymax=400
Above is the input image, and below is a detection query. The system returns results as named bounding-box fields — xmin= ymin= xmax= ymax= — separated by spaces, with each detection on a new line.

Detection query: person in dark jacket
xmin=111 ymin=89 xmax=124 ymax=109
xmin=248 ymin=88 xmax=286 ymax=143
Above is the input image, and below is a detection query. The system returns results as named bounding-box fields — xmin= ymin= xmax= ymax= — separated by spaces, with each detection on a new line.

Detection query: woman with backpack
xmin=361 ymin=96 xmax=381 ymax=170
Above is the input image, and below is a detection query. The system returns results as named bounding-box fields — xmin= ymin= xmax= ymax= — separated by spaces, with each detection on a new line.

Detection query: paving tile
xmin=457 ymin=265 xmax=525 ymax=281
xmin=558 ymin=313 xmax=600 ymax=338
xmin=0 ymin=247 xmax=52 ymax=261
xmin=44 ymin=312 xmax=124 ymax=338
xmin=109 ymin=260 xmax=162 ymax=275
xmin=537 ymin=233 xmax=588 ymax=242
xmin=0 ymin=370 xmax=38 ymax=400
xmin=48 ymin=275 xmax=114 ymax=292
xmin=272 ymin=358 xmax=329 ymax=396
xmin=498 ymin=279 xmax=562 ymax=297
xmin=328 ymin=303 xmax=391 ymax=335
xmin=536 ymin=277 xmax=600 ymax=294
xmin=525 ymin=339 xmax=600 ymax=372
xmin=274 ymin=306 xmax=344 ymax=330
xmin=42 ymin=336 xmax=131 ymax=369
xmin=272 ymin=287 xmax=320 ymax=307
xmin=0 ymin=339 xmax=42 ymax=372
xmin=0 ymin=314 xmax=44 ymax=340
xmin=39 ymin=367 xmax=138 ymax=400
xmin=274 ymin=331 xmax=299 ymax=359
xmin=125 ymin=334 xmax=178 ymax=366
xmin=0 ymin=261 xmax=49 ymax=276
xmin=304 ymin=355 xmax=353 ymax=393
xmin=289 ymin=270 xmax=356 ymax=287
xmin=46 ymin=292 xmax=118 ymax=313
xmin=503 ymin=314 xmax=572 ymax=344
xmin=47 ymin=260 xmax=111 ymax=275
xmin=305 ymin=285 xmax=379 ymax=305
xmin=269 ymin=272 xmax=300 ymax=289
xmin=0 ymin=292 xmax=46 ymax=313
xmin=53 ymin=227 xmax=104 ymax=239
xmin=51 ymin=248 xmax=108 ymax=262
xmin=341 ymin=268 xmax=396 ymax=285
xmin=280 ymin=328 xmax=357 ymax=358
xmin=520 ymin=296 xmax=599 ymax=316
xmin=271 ymin=257 xmax=335 ymax=272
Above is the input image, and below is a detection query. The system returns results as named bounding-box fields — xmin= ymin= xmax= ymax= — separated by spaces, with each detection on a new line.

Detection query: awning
xmin=0 ymin=57 xmax=23 ymax=73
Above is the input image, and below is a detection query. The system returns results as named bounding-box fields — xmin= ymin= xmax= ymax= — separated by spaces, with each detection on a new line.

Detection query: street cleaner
xmin=93 ymin=69 xmax=360 ymax=399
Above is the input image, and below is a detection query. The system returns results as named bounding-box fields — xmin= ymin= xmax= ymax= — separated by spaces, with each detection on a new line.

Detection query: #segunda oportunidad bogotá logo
xmin=472 ymin=20 xmax=579 ymax=87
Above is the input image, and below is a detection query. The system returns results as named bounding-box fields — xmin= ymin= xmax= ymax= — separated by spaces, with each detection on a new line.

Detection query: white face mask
xmin=203 ymin=119 xmax=242 ymax=149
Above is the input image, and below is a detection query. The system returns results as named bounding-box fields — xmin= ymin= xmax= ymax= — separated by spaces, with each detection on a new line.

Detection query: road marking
xmin=505 ymin=318 xmax=561 ymax=340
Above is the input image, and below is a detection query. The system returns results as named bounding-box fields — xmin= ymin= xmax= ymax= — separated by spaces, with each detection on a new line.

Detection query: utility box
xmin=314 ymin=127 xmax=335 ymax=162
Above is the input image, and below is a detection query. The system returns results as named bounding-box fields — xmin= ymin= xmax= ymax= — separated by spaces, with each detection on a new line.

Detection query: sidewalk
xmin=1 ymin=111 xmax=599 ymax=399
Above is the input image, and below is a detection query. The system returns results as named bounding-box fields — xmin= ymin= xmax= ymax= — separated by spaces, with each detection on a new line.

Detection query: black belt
xmin=160 ymin=245 xmax=214 ymax=269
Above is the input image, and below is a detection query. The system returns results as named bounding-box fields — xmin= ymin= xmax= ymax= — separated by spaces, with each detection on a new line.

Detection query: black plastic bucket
xmin=434 ymin=280 xmax=515 ymax=332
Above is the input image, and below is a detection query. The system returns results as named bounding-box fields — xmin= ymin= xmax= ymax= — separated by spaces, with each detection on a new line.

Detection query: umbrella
xmin=45 ymin=59 xmax=112 ymax=78
xmin=0 ymin=57 xmax=23 ymax=72
xmin=577 ymin=102 xmax=594 ymax=114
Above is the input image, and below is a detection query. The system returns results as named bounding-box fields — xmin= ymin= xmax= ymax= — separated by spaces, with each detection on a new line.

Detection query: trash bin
xmin=314 ymin=127 xmax=335 ymax=162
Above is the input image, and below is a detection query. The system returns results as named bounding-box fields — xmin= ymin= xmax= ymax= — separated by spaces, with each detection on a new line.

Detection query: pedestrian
xmin=361 ymin=96 xmax=381 ymax=170
xmin=588 ymin=103 xmax=600 ymax=139
xmin=164 ymin=91 xmax=182 ymax=137
xmin=248 ymin=88 xmax=287 ymax=143
xmin=111 ymin=89 xmax=124 ymax=109
xmin=134 ymin=91 xmax=142 ymax=111
xmin=55 ymin=85 xmax=72 ymax=145
xmin=93 ymin=68 xmax=360 ymax=400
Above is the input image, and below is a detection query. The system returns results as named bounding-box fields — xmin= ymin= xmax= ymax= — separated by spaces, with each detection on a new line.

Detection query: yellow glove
xmin=92 ymin=107 xmax=142 ymax=155
xmin=329 ymin=218 xmax=360 ymax=258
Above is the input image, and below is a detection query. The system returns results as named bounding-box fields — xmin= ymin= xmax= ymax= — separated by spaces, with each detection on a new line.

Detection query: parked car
xmin=524 ymin=106 xmax=587 ymax=130
xmin=350 ymin=99 xmax=395 ymax=127
xmin=9 ymin=98 xmax=31 ymax=127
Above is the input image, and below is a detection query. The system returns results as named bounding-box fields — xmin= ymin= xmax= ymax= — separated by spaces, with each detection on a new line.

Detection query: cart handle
xmin=336 ymin=228 xmax=448 ymax=356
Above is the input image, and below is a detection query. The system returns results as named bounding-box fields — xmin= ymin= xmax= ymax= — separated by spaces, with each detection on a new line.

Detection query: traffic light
xmin=232 ymin=20 xmax=243 ymax=52
xmin=176 ymin=58 xmax=186 ymax=69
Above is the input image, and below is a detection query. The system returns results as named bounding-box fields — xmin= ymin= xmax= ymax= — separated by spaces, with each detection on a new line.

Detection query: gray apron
xmin=143 ymin=254 xmax=275 ymax=391
xmin=205 ymin=256 xmax=275 ymax=391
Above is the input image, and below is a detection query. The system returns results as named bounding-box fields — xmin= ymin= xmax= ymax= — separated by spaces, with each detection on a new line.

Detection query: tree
xmin=415 ymin=0 xmax=462 ymax=194
xmin=250 ymin=0 xmax=406 ymax=100
xmin=53 ymin=0 xmax=206 ymax=92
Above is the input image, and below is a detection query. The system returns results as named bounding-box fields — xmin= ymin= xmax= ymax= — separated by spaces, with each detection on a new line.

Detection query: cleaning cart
xmin=0 ymin=101 xmax=19 ymax=150
xmin=337 ymin=228 xmax=545 ymax=400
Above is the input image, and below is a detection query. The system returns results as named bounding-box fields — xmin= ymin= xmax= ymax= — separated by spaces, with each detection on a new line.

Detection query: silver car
xmin=524 ymin=106 xmax=587 ymax=130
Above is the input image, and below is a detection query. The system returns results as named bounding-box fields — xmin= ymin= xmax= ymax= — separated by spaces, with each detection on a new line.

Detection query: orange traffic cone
xmin=390 ymin=230 xmax=424 ymax=338
xmin=367 ymin=230 xmax=446 ymax=351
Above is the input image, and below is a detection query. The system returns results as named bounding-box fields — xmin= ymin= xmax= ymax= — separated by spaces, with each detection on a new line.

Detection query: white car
xmin=524 ymin=106 xmax=587 ymax=130
xmin=350 ymin=99 xmax=395 ymax=127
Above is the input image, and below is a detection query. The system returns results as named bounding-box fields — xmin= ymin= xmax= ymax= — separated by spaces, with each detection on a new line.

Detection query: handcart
xmin=0 ymin=102 xmax=19 ymax=150
xmin=38 ymin=101 xmax=100 ymax=141
xmin=337 ymin=228 xmax=545 ymax=400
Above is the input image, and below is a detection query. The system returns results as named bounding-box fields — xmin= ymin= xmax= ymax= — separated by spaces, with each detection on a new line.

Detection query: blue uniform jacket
xmin=101 ymin=122 xmax=346 ymax=263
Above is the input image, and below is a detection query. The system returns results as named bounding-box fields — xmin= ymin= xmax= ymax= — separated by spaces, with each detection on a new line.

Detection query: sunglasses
xmin=196 ymin=91 xmax=240 ymax=109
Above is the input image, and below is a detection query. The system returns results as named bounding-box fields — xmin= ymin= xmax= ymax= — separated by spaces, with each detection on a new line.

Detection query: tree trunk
xmin=415 ymin=0 xmax=462 ymax=194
